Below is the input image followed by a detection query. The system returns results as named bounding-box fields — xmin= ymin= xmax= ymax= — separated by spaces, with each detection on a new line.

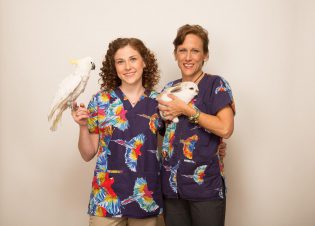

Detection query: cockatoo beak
xmin=69 ymin=59 xmax=78 ymax=65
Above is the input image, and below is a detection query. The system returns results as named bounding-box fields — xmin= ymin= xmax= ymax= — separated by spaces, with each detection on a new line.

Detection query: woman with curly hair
xmin=71 ymin=37 xmax=164 ymax=226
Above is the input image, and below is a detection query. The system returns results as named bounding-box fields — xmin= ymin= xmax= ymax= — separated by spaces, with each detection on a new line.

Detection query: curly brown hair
xmin=99 ymin=38 xmax=160 ymax=91
xmin=173 ymin=24 xmax=209 ymax=54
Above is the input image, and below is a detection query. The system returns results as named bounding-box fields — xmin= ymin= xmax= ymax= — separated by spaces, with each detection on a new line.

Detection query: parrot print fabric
xmin=163 ymin=161 xmax=179 ymax=193
xmin=182 ymin=165 xmax=207 ymax=185
xmin=161 ymin=122 xmax=176 ymax=160
xmin=89 ymin=172 xmax=121 ymax=216
xmin=112 ymin=134 xmax=145 ymax=172
xmin=180 ymin=134 xmax=198 ymax=160
xmin=137 ymin=113 xmax=160 ymax=134
xmin=101 ymin=98 xmax=129 ymax=131
xmin=161 ymin=75 xmax=235 ymax=201
xmin=121 ymin=177 xmax=159 ymax=212
xmin=86 ymin=88 xmax=164 ymax=218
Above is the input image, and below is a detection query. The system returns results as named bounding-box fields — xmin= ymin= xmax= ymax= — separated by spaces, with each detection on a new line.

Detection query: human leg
xmin=89 ymin=216 xmax=127 ymax=226
xmin=189 ymin=198 xmax=226 ymax=226
xmin=128 ymin=216 xmax=158 ymax=226
xmin=163 ymin=198 xmax=191 ymax=226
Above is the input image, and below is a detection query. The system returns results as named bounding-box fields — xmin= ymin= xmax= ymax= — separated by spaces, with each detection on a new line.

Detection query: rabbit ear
xmin=170 ymin=86 xmax=182 ymax=93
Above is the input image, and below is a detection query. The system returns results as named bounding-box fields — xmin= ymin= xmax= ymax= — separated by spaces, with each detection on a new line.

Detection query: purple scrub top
xmin=161 ymin=74 xmax=235 ymax=201
xmin=86 ymin=88 xmax=164 ymax=218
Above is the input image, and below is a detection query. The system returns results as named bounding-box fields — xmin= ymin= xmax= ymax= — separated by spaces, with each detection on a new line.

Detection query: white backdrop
xmin=1 ymin=0 xmax=315 ymax=226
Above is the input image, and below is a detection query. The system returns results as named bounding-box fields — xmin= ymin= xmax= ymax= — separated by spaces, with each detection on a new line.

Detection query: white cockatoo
xmin=157 ymin=81 xmax=199 ymax=123
xmin=48 ymin=56 xmax=96 ymax=131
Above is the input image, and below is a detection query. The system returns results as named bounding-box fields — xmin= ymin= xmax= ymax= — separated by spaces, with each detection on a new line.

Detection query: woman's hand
xmin=217 ymin=141 xmax=227 ymax=159
xmin=71 ymin=102 xmax=89 ymax=126
xmin=157 ymin=94 xmax=191 ymax=121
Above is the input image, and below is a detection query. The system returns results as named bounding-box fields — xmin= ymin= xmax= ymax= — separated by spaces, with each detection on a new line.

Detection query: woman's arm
xmin=184 ymin=104 xmax=234 ymax=139
xmin=158 ymin=95 xmax=234 ymax=139
xmin=72 ymin=102 xmax=99 ymax=162
xmin=77 ymin=126 xmax=99 ymax=161
xmin=218 ymin=141 xmax=227 ymax=158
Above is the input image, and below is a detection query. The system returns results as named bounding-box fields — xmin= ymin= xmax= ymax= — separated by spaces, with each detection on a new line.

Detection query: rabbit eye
xmin=189 ymin=87 xmax=194 ymax=90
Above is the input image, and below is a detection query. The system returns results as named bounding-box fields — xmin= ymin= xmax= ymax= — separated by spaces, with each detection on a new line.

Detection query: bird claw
xmin=67 ymin=101 xmax=73 ymax=111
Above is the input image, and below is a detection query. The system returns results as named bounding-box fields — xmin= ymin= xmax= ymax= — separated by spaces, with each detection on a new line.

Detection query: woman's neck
xmin=182 ymin=71 xmax=204 ymax=84
xmin=119 ymin=82 xmax=144 ymax=95
xmin=119 ymin=83 xmax=145 ymax=107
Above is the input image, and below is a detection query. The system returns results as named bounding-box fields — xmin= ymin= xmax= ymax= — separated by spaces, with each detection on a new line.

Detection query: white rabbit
xmin=157 ymin=81 xmax=199 ymax=123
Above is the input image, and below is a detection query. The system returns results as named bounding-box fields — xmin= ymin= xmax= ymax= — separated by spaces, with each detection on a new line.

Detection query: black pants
xmin=163 ymin=198 xmax=226 ymax=226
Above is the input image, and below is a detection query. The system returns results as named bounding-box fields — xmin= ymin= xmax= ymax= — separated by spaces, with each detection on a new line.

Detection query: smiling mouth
xmin=183 ymin=63 xmax=194 ymax=68
xmin=124 ymin=72 xmax=135 ymax=76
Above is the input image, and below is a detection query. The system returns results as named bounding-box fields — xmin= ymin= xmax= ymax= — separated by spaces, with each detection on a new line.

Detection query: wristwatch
xmin=188 ymin=106 xmax=200 ymax=124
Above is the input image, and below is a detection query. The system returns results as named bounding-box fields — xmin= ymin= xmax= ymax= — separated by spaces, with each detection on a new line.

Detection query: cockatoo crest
xmin=157 ymin=81 xmax=199 ymax=123
xmin=48 ymin=56 xmax=95 ymax=131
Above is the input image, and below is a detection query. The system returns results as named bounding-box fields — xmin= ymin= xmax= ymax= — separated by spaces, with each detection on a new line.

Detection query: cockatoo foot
xmin=67 ymin=101 xmax=72 ymax=111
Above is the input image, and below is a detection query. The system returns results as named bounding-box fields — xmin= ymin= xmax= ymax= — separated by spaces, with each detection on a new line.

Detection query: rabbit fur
xmin=157 ymin=81 xmax=199 ymax=123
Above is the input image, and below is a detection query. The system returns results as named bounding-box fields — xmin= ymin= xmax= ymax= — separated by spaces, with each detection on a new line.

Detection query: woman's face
xmin=114 ymin=45 xmax=146 ymax=87
xmin=175 ymin=34 xmax=208 ymax=78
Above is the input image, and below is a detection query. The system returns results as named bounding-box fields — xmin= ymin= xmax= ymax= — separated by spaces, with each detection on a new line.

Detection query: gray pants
xmin=163 ymin=198 xmax=226 ymax=226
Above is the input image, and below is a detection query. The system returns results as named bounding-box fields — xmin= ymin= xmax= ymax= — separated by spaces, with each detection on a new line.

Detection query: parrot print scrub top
xmin=87 ymin=88 xmax=164 ymax=218
xmin=161 ymin=74 xmax=235 ymax=201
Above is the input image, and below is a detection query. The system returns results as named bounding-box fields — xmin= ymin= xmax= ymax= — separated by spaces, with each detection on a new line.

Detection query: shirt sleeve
xmin=210 ymin=76 xmax=235 ymax=115
xmin=87 ymin=94 xmax=99 ymax=134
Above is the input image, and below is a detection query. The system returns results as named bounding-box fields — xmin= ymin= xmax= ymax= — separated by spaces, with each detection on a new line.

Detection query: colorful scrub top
xmin=161 ymin=74 xmax=235 ymax=201
xmin=87 ymin=88 xmax=164 ymax=218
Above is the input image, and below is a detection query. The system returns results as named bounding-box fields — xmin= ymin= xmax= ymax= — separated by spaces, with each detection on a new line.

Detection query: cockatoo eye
xmin=91 ymin=62 xmax=96 ymax=70
xmin=189 ymin=87 xmax=194 ymax=90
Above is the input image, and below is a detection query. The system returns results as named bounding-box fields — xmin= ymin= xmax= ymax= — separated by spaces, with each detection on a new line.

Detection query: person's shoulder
xmin=205 ymin=73 xmax=220 ymax=80
xmin=90 ymin=90 xmax=106 ymax=99
xmin=205 ymin=74 xmax=231 ymax=85
xmin=90 ymin=90 xmax=114 ymax=102
xmin=209 ymin=74 xmax=229 ymax=81
xmin=148 ymin=90 xmax=159 ymax=99
xmin=208 ymin=74 xmax=233 ymax=97
xmin=89 ymin=91 xmax=100 ymax=100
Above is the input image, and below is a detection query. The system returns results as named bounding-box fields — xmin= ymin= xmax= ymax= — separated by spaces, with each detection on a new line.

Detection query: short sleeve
xmin=87 ymin=94 xmax=99 ymax=134
xmin=210 ymin=76 xmax=235 ymax=115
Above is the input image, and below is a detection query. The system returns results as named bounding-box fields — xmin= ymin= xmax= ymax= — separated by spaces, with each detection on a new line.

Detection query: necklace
xmin=192 ymin=71 xmax=204 ymax=84
xmin=120 ymin=86 xmax=145 ymax=107
xmin=129 ymin=96 xmax=141 ymax=106
xmin=130 ymin=100 xmax=137 ymax=105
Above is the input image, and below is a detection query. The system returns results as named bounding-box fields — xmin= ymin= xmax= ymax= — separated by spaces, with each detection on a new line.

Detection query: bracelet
xmin=188 ymin=106 xmax=200 ymax=124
